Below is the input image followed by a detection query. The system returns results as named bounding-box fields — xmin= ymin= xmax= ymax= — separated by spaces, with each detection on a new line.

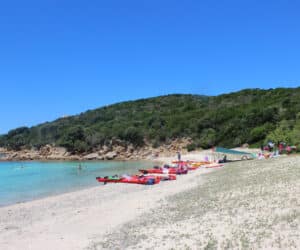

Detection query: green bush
xmin=121 ymin=127 xmax=144 ymax=146
xmin=187 ymin=143 xmax=197 ymax=152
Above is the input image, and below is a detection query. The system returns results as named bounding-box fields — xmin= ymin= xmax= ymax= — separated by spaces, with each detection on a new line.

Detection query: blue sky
xmin=1 ymin=0 xmax=300 ymax=134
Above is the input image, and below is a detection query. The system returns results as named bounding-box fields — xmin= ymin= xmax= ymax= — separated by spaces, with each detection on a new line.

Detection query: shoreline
xmin=0 ymin=156 xmax=213 ymax=250
xmin=0 ymin=159 xmax=159 ymax=208
xmin=1 ymin=152 xmax=298 ymax=249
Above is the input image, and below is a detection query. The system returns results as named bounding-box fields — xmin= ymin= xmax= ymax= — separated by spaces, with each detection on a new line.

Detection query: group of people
xmin=261 ymin=141 xmax=294 ymax=154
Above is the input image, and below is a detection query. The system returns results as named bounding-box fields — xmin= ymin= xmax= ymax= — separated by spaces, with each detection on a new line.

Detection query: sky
xmin=1 ymin=0 xmax=300 ymax=134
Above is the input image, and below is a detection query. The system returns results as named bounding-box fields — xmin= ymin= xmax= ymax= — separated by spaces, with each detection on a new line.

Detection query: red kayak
xmin=96 ymin=175 xmax=160 ymax=185
xmin=139 ymin=167 xmax=188 ymax=175
xmin=147 ymin=174 xmax=177 ymax=181
xmin=187 ymin=166 xmax=199 ymax=170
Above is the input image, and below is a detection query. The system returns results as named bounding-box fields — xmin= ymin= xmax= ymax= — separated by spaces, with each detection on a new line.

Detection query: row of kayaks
xmin=96 ymin=161 xmax=224 ymax=185
xmin=96 ymin=174 xmax=175 ymax=185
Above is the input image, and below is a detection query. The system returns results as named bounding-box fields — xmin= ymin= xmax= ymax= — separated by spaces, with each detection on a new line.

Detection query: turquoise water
xmin=0 ymin=161 xmax=152 ymax=206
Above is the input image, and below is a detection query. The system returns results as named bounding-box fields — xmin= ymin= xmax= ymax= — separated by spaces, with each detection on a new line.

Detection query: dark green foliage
xmin=57 ymin=126 xmax=88 ymax=153
xmin=120 ymin=127 xmax=144 ymax=146
xmin=186 ymin=143 xmax=197 ymax=152
xmin=1 ymin=88 xmax=300 ymax=153
xmin=0 ymin=127 xmax=30 ymax=150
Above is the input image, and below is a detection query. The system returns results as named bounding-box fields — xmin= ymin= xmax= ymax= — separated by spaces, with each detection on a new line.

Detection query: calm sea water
xmin=0 ymin=161 xmax=153 ymax=206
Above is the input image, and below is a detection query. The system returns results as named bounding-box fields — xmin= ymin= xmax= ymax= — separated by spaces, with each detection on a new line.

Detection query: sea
xmin=0 ymin=160 xmax=153 ymax=207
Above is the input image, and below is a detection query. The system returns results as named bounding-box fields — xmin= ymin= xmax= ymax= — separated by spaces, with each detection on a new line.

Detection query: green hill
xmin=1 ymin=88 xmax=300 ymax=153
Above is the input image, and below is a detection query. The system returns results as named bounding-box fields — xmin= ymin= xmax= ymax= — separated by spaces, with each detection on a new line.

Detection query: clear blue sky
xmin=1 ymin=0 xmax=300 ymax=134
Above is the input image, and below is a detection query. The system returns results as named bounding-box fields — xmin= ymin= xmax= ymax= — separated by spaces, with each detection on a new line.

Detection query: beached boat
xmin=187 ymin=165 xmax=199 ymax=170
xmin=139 ymin=167 xmax=188 ymax=175
xmin=204 ymin=163 xmax=224 ymax=168
xmin=172 ymin=160 xmax=211 ymax=168
xmin=96 ymin=175 xmax=161 ymax=185
xmin=145 ymin=174 xmax=177 ymax=181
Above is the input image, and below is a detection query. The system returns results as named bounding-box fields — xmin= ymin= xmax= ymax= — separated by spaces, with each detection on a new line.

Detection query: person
xmin=268 ymin=141 xmax=274 ymax=151
xmin=222 ymin=154 xmax=227 ymax=163
xmin=279 ymin=142 xmax=284 ymax=153
xmin=177 ymin=151 xmax=181 ymax=161
xmin=219 ymin=154 xmax=227 ymax=163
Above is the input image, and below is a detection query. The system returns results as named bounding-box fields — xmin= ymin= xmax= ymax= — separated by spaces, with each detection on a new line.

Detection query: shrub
xmin=187 ymin=143 xmax=197 ymax=152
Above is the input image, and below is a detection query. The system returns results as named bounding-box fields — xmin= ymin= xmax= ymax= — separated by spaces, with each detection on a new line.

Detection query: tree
xmin=199 ymin=128 xmax=216 ymax=149
xmin=58 ymin=126 xmax=86 ymax=153
xmin=121 ymin=127 xmax=144 ymax=146
xmin=266 ymin=120 xmax=293 ymax=144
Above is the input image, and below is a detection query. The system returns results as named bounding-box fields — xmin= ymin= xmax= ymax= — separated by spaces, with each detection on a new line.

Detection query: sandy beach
xmin=0 ymin=152 xmax=299 ymax=250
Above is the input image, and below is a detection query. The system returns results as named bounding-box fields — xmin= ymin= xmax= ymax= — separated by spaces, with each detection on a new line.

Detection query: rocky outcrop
xmin=39 ymin=145 xmax=69 ymax=160
xmin=83 ymin=153 xmax=104 ymax=160
xmin=104 ymin=151 xmax=117 ymax=160
xmin=0 ymin=137 xmax=193 ymax=161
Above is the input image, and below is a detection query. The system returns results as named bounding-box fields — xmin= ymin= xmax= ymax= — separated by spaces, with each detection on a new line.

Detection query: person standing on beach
xmin=177 ymin=151 xmax=181 ymax=161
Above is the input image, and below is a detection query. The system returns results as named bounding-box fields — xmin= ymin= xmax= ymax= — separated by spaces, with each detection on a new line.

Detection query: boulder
xmin=127 ymin=145 xmax=134 ymax=153
xmin=53 ymin=147 xmax=68 ymax=156
xmin=40 ymin=145 xmax=52 ymax=156
xmin=104 ymin=151 xmax=117 ymax=160
xmin=102 ymin=145 xmax=110 ymax=154
xmin=114 ymin=145 xmax=125 ymax=154
xmin=69 ymin=155 xmax=82 ymax=161
xmin=83 ymin=153 xmax=100 ymax=160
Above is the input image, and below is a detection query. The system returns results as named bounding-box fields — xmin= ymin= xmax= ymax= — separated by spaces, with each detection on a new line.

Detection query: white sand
xmin=0 ymin=153 xmax=212 ymax=250
xmin=1 ymin=151 xmax=299 ymax=250
xmin=96 ymin=154 xmax=300 ymax=250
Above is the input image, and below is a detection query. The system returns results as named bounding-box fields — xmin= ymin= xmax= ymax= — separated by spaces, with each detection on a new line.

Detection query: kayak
xmin=191 ymin=161 xmax=211 ymax=167
xmin=139 ymin=168 xmax=188 ymax=175
xmin=96 ymin=175 xmax=160 ymax=185
xmin=187 ymin=166 xmax=199 ymax=170
xmin=175 ymin=162 xmax=198 ymax=171
xmin=145 ymin=174 xmax=177 ymax=181
xmin=172 ymin=160 xmax=211 ymax=165
xmin=205 ymin=163 xmax=224 ymax=169
xmin=172 ymin=160 xmax=211 ymax=169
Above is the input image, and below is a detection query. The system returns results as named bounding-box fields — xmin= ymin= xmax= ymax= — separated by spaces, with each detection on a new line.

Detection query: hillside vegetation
xmin=1 ymin=88 xmax=300 ymax=153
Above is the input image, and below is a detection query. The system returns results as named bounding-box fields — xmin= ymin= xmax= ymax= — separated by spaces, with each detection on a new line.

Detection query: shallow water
xmin=0 ymin=161 xmax=153 ymax=206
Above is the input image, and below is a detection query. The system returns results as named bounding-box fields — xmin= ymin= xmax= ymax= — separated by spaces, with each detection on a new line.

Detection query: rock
xmin=54 ymin=147 xmax=68 ymax=156
xmin=102 ymin=145 xmax=110 ymax=154
xmin=127 ymin=145 xmax=134 ymax=153
xmin=83 ymin=153 xmax=100 ymax=160
xmin=114 ymin=146 xmax=125 ymax=154
xmin=12 ymin=153 xmax=18 ymax=158
xmin=69 ymin=155 xmax=82 ymax=161
xmin=40 ymin=145 xmax=52 ymax=156
xmin=104 ymin=151 xmax=117 ymax=160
